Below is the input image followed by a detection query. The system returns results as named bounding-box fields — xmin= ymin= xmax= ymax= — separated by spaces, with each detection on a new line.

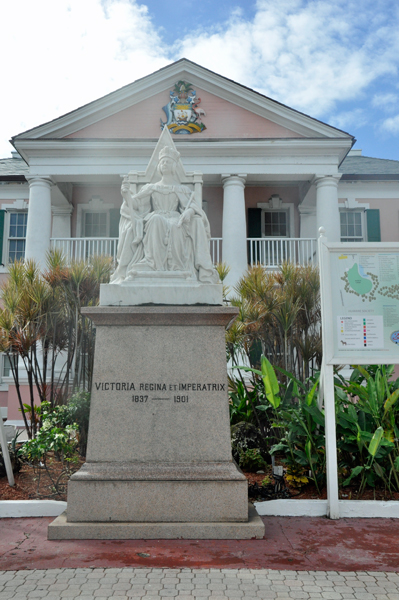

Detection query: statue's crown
xmin=159 ymin=146 xmax=180 ymax=163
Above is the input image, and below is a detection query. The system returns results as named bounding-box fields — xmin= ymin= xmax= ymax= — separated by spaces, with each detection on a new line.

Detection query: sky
xmin=1 ymin=0 xmax=399 ymax=161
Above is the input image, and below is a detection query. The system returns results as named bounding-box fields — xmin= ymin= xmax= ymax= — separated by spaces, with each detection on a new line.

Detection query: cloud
xmin=0 ymin=0 xmax=172 ymax=156
xmin=328 ymin=109 xmax=369 ymax=132
xmin=381 ymin=115 xmax=399 ymax=135
xmin=1 ymin=0 xmax=399 ymax=158
xmin=372 ymin=93 xmax=399 ymax=111
xmin=178 ymin=0 xmax=399 ymax=116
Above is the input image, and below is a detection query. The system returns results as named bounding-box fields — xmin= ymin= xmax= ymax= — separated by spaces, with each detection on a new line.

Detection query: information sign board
xmin=319 ymin=240 xmax=399 ymax=364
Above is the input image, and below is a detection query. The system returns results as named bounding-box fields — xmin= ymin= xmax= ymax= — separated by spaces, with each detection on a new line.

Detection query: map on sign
xmin=329 ymin=250 xmax=399 ymax=361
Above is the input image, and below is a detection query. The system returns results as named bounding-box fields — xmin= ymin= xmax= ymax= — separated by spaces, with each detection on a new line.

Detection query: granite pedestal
xmin=48 ymin=306 xmax=264 ymax=539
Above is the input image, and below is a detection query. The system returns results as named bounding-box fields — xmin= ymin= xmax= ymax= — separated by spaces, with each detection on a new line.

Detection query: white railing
xmin=50 ymin=238 xmax=119 ymax=261
xmin=209 ymin=238 xmax=222 ymax=264
xmin=248 ymin=238 xmax=317 ymax=268
xmin=50 ymin=237 xmax=317 ymax=269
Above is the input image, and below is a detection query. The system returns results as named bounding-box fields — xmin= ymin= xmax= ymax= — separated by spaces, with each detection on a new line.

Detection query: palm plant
xmin=0 ymin=252 xmax=112 ymax=438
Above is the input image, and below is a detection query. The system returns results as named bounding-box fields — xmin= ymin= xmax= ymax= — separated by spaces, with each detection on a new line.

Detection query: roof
xmin=340 ymin=155 xmax=399 ymax=179
xmin=0 ymin=156 xmax=28 ymax=181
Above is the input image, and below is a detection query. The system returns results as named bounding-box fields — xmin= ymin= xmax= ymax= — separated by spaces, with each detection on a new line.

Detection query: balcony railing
xmin=248 ymin=238 xmax=317 ymax=268
xmin=51 ymin=238 xmax=119 ymax=261
xmin=50 ymin=237 xmax=317 ymax=268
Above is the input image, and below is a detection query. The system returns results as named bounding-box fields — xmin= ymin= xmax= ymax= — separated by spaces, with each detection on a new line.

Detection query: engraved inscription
xmin=94 ymin=381 xmax=225 ymax=407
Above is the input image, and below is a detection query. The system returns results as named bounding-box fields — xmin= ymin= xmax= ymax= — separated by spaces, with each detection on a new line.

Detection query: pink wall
xmin=71 ymin=185 xmax=122 ymax=237
xmin=0 ymin=391 xmax=8 ymax=408
xmin=6 ymin=384 xmax=40 ymax=421
xmin=66 ymin=88 xmax=303 ymax=140
xmin=363 ymin=198 xmax=399 ymax=242
xmin=203 ymin=185 xmax=301 ymax=238
xmin=203 ymin=187 xmax=223 ymax=237
xmin=245 ymin=186 xmax=301 ymax=237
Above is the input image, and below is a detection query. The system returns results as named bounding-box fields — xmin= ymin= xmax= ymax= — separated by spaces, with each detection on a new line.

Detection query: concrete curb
xmin=255 ymin=498 xmax=399 ymax=518
xmin=0 ymin=500 xmax=67 ymax=518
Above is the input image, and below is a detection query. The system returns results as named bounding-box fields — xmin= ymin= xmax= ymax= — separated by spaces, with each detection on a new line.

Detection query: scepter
xmin=177 ymin=191 xmax=195 ymax=228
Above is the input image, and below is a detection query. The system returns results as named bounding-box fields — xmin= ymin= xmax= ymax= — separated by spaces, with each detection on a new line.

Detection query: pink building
xmin=1 ymin=59 xmax=399 ymax=425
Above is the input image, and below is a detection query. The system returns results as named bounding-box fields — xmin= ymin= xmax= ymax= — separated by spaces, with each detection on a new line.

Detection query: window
xmin=340 ymin=211 xmax=364 ymax=242
xmin=8 ymin=212 xmax=27 ymax=262
xmin=264 ymin=211 xmax=288 ymax=237
xmin=2 ymin=354 xmax=11 ymax=378
xmin=84 ymin=212 xmax=107 ymax=237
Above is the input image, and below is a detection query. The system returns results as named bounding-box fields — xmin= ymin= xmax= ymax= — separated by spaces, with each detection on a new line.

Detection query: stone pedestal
xmin=48 ymin=306 xmax=264 ymax=539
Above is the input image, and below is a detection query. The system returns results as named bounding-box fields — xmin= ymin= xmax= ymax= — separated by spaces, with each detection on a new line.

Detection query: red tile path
xmin=1 ymin=516 xmax=399 ymax=572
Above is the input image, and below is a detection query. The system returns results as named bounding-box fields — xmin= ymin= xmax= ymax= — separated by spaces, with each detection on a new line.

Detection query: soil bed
xmin=2 ymin=462 xmax=399 ymax=503
xmin=0 ymin=454 xmax=85 ymax=502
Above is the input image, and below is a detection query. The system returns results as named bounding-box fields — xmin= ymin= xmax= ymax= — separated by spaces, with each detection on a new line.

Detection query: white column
xmin=315 ymin=176 xmax=341 ymax=242
xmin=222 ymin=174 xmax=247 ymax=288
xmin=51 ymin=205 xmax=73 ymax=238
xmin=25 ymin=177 xmax=53 ymax=268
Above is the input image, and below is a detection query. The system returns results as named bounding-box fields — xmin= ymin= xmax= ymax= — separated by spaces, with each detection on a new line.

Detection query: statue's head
xmin=158 ymin=146 xmax=180 ymax=176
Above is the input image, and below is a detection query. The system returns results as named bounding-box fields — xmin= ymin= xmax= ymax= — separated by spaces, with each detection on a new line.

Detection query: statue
xmin=111 ymin=145 xmax=218 ymax=285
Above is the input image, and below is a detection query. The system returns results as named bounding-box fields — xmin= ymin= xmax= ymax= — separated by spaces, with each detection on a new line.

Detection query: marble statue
xmin=111 ymin=145 xmax=218 ymax=285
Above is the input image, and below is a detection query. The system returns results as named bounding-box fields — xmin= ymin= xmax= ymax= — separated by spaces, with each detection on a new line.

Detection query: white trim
xmin=257 ymin=195 xmax=295 ymax=238
xmin=76 ymin=196 xmax=113 ymax=238
xmin=0 ymin=500 xmax=67 ymax=518
xmin=339 ymin=207 xmax=367 ymax=242
xmin=255 ymin=499 xmax=399 ymax=518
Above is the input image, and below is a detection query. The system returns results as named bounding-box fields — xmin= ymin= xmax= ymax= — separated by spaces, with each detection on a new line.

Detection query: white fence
xmin=50 ymin=238 xmax=119 ymax=262
xmin=51 ymin=237 xmax=317 ymax=268
xmin=248 ymin=238 xmax=317 ymax=268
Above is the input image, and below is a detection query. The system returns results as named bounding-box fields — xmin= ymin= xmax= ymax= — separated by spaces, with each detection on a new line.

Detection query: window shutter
xmin=366 ymin=209 xmax=381 ymax=242
xmin=247 ymin=208 xmax=262 ymax=238
xmin=109 ymin=208 xmax=120 ymax=238
xmin=0 ymin=210 xmax=5 ymax=265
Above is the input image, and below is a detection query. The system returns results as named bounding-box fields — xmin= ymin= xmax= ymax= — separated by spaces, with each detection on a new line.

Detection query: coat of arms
xmin=160 ymin=80 xmax=206 ymax=135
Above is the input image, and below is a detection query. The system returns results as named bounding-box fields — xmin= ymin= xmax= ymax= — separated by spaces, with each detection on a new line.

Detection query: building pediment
xmin=12 ymin=59 xmax=353 ymax=145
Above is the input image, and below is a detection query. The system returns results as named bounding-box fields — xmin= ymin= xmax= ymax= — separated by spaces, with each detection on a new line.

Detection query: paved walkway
xmin=1 ymin=568 xmax=399 ymax=599
xmin=2 ymin=517 xmax=399 ymax=572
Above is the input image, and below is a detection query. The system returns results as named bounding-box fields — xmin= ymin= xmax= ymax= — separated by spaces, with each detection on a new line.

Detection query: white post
xmin=315 ymin=176 xmax=341 ymax=242
xmin=318 ymin=228 xmax=340 ymax=519
xmin=0 ymin=416 xmax=14 ymax=487
xmin=25 ymin=177 xmax=53 ymax=268
xmin=322 ymin=361 xmax=340 ymax=519
xmin=222 ymin=174 xmax=247 ymax=288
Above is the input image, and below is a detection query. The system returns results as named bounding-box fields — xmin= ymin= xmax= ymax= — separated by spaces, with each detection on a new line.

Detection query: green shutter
xmin=247 ymin=208 xmax=262 ymax=238
xmin=109 ymin=208 xmax=120 ymax=238
xmin=366 ymin=209 xmax=381 ymax=242
xmin=247 ymin=208 xmax=262 ymax=266
xmin=0 ymin=210 xmax=5 ymax=265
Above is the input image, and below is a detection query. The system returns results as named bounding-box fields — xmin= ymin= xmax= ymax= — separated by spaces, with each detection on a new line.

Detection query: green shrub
xmin=238 ymin=448 xmax=267 ymax=471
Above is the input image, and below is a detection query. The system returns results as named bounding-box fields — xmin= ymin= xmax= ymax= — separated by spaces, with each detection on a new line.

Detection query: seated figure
xmin=111 ymin=146 xmax=218 ymax=285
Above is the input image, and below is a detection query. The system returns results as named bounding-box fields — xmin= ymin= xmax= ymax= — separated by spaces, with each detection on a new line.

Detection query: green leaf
xmin=302 ymin=404 xmax=325 ymax=426
xmin=393 ymin=456 xmax=399 ymax=471
xmin=343 ymin=465 xmax=364 ymax=486
xmin=305 ymin=378 xmax=319 ymax=406
xmin=232 ymin=365 xmax=262 ymax=377
xmin=274 ymin=365 xmax=307 ymax=390
xmin=368 ymin=426 xmax=384 ymax=457
xmin=354 ymin=365 xmax=371 ymax=381
xmin=384 ymin=389 xmax=399 ymax=414
xmin=260 ymin=355 xmax=281 ymax=409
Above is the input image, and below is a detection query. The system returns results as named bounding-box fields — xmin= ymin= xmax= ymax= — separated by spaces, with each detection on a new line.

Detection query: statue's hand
xmin=121 ymin=180 xmax=130 ymax=196
xmin=178 ymin=208 xmax=194 ymax=227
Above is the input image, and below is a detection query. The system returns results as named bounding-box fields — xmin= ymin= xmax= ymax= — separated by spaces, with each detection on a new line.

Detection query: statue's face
xmin=159 ymin=156 xmax=175 ymax=175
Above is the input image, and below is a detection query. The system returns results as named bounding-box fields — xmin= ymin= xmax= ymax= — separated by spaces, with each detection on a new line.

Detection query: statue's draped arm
xmin=110 ymin=184 xmax=153 ymax=283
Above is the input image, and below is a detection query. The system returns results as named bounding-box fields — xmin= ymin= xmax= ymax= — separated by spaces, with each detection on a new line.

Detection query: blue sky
xmin=1 ymin=0 xmax=399 ymax=161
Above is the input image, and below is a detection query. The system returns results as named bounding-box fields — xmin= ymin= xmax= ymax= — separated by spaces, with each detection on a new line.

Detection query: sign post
xmin=0 ymin=415 xmax=14 ymax=487
xmin=318 ymin=228 xmax=399 ymax=518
